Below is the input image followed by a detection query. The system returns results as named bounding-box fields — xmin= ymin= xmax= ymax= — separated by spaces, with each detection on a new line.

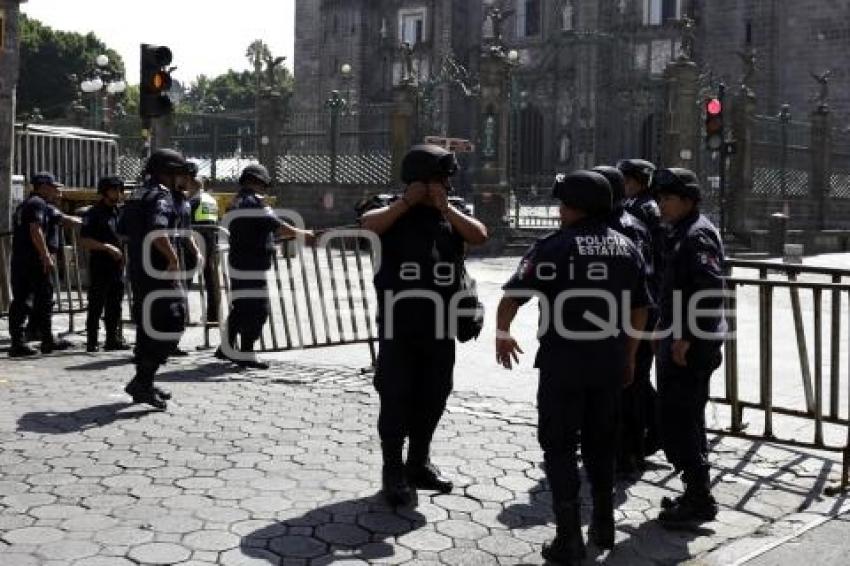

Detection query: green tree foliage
xmin=17 ymin=15 xmax=126 ymax=122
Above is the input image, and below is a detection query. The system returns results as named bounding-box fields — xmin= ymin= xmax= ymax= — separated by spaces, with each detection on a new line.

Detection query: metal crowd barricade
xmin=718 ymin=259 xmax=850 ymax=494
xmin=188 ymin=226 xmax=378 ymax=364
xmin=0 ymin=228 xmax=88 ymax=332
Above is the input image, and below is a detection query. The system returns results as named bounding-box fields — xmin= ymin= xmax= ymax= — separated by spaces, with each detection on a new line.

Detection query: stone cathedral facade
xmin=294 ymin=0 xmax=848 ymax=182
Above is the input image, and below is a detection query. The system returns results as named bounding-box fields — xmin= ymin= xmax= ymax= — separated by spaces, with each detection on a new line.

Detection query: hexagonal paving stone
xmin=357 ymin=512 xmax=413 ymax=535
xmin=3 ymin=526 xmax=65 ymax=544
xmin=315 ymin=523 xmax=370 ymax=546
xmin=219 ymin=547 xmax=282 ymax=565
xmin=60 ymin=513 xmax=118 ymax=532
xmin=195 ymin=505 xmax=252 ymax=523
xmin=93 ymin=526 xmax=154 ymax=546
xmin=0 ymin=553 xmax=41 ymax=566
xmin=396 ymin=529 xmax=453 ymax=552
xmin=239 ymin=496 xmax=291 ymax=514
xmin=72 ymin=557 xmax=136 ymax=566
xmin=465 ymin=484 xmax=514 ymax=503
xmin=128 ymin=542 xmax=192 ymax=564
xmin=36 ymin=540 xmax=100 ymax=560
xmin=477 ymin=534 xmax=532 ymax=556
xmin=432 ymin=494 xmax=483 ymax=513
xmin=435 ymin=519 xmax=489 ymax=540
xmin=439 ymin=548 xmax=499 ymax=565
xmin=145 ymin=514 xmax=205 ymax=534
xmin=2 ymin=492 xmax=56 ymax=510
xmin=268 ymin=535 xmax=327 ymax=558
xmin=183 ymin=529 xmax=240 ymax=551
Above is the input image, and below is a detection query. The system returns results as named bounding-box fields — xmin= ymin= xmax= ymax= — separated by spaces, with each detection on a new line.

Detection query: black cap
xmin=617 ymin=158 xmax=656 ymax=185
xmin=186 ymin=161 xmax=199 ymax=178
xmin=401 ymin=144 xmax=459 ymax=184
xmin=652 ymin=168 xmax=701 ymax=201
xmin=97 ymin=176 xmax=124 ymax=194
xmin=144 ymin=148 xmax=191 ymax=176
xmin=31 ymin=172 xmax=64 ymax=188
xmin=591 ymin=165 xmax=626 ymax=203
xmin=552 ymin=171 xmax=613 ymax=216
xmin=239 ymin=164 xmax=272 ymax=187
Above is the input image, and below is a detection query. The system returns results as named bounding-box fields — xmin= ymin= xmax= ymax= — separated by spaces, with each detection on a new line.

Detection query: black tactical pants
xmin=184 ymin=230 xmax=221 ymax=322
xmin=657 ymin=339 xmax=722 ymax=493
xmin=618 ymin=311 xmax=660 ymax=467
xmin=225 ymin=277 xmax=270 ymax=352
xmin=86 ymin=263 xmax=124 ymax=343
xmin=537 ymin=369 xmax=619 ymax=510
xmin=8 ymin=262 xmax=54 ymax=346
xmin=131 ymin=276 xmax=186 ymax=385
xmin=374 ymin=338 xmax=455 ymax=466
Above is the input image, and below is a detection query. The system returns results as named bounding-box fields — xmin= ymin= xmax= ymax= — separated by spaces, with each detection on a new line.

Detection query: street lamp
xmin=79 ymin=54 xmax=127 ymax=130
xmin=340 ymin=63 xmax=354 ymax=112
xmin=779 ymin=104 xmax=791 ymax=215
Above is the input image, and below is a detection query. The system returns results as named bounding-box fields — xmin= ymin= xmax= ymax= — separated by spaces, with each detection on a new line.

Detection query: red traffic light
xmin=706 ymin=98 xmax=722 ymax=116
xmin=151 ymin=70 xmax=172 ymax=92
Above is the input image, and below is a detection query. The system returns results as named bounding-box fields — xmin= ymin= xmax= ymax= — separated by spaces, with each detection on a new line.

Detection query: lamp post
xmin=325 ymin=90 xmax=347 ymax=184
xmin=340 ymin=63 xmax=353 ymax=113
xmin=79 ymin=54 xmax=126 ymax=131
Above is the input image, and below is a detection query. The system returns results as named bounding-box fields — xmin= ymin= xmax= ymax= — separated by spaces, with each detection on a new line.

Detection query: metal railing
xmin=719 ymin=259 xmax=850 ymax=493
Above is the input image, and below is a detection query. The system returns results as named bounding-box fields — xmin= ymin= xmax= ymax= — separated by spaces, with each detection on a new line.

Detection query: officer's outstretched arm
xmin=60 ymin=215 xmax=82 ymax=228
xmin=276 ymin=223 xmax=317 ymax=245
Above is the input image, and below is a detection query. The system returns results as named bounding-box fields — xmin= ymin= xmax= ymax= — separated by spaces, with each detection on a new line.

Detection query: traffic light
xmin=140 ymin=44 xmax=174 ymax=122
xmin=704 ymin=97 xmax=724 ymax=151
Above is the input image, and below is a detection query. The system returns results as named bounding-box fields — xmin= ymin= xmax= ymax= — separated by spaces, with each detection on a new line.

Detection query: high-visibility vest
xmin=193 ymin=191 xmax=219 ymax=223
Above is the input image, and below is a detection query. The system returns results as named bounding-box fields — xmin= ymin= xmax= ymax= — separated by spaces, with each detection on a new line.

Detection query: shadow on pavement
xmin=155 ymin=363 xmax=246 ymax=383
xmin=240 ymin=496 xmax=427 ymax=564
xmin=17 ymin=402 xmax=159 ymax=433
xmin=65 ymin=357 xmax=133 ymax=371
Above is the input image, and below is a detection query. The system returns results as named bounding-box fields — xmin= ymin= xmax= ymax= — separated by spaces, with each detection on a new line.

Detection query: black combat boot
xmin=8 ymin=342 xmax=38 ymax=358
xmin=104 ymin=332 xmax=130 ymax=351
xmin=588 ymin=489 xmax=616 ymax=549
xmin=125 ymin=364 xmax=167 ymax=410
xmin=405 ymin=460 xmax=453 ymax=494
xmin=381 ymin=443 xmax=412 ymax=507
xmin=41 ymin=337 xmax=74 ymax=354
xmin=658 ymin=481 xmax=718 ymax=529
xmin=86 ymin=329 xmax=100 ymax=352
xmin=542 ymin=502 xmax=586 ymax=565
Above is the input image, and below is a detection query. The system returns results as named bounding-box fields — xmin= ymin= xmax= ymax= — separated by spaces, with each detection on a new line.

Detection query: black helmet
xmin=591 ymin=165 xmax=626 ymax=203
xmin=239 ymin=164 xmax=272 ymax=187
xmin=552 ymin=171 xmax=613 ymax=217
xmin=401 ymin=144 xmax=459 ymax=185
xmin=617 ymin=158 xmax=656 ymax=186
xmin=97 ymin=176 xmax=124 ymax=194
xmin=144 ymin=149 xmax=190 ymax=176
xmin=651 ymin=168 xmax=701 ymax=201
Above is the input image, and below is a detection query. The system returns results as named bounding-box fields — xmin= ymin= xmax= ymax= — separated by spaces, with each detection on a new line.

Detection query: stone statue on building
xmin=679 ymin=16 xmax=696 ymax=60
xmin=810 ymin=70 xmax=832 ymax=110
xmin=485 ymin=5 xmax=514 ymax=45
xmin=262 ymin=54 xmax=287 ymax=93
xmin=737 ymin=48 xmax=757 ymax=91
xmin=400 ymin=42 xmax=416 ymax=84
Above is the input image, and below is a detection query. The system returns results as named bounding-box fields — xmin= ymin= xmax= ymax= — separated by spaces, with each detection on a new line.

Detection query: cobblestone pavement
xmin=1 ymin=351 xmax=848 ymax=565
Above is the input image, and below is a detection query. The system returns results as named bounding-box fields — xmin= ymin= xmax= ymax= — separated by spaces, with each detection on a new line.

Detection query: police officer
xmin=8 ymin=172 xmax=80 ymax=357
xmin=80 ymin=176 xmax=129 ymax=352
xmin=215 ymin=164 xmax=315 ymax=370
xmin=618 ymin=158 xmax=664 ymax=462
xmin=652 ymin=168 xmax=725 ymax=528
xmin=186 ymin=166 xmax=221 ymax=323
xmin=360 ymin=145 xmax=488 ymax=507
xmin=496 ymin=171 xmax=650 ymax=563
xmin=168 ymin=163 xmax=202 ymax=358
xmin=592 ymin=165 xmax=657 ymax=477
xmin=118 ymin=149 xmax=194 ymax=410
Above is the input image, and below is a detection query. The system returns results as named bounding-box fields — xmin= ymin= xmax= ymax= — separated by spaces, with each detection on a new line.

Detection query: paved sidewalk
xmin=0 ymin=351 xmax=848 ymax=565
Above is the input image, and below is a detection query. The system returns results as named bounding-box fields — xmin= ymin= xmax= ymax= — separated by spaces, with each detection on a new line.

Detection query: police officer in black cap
xmin=652 ymin=168 xmax=725 ymax=528
xmin=593 ymin=165 xmax=657 ymax=477
xmin=118 ymin=149 xmax=194 ymax=410
xmin=496 ymin=171 xmax=650 ymax=563
xmin=8 ymin=172 xmax=80 ymax=357
xmin=80 ymin=176 xmax=129 ymax=352
xmin=360 ymin=144 xmax=488 ymax=507
xmin=216 ymin=163 xmax=316 ymax=370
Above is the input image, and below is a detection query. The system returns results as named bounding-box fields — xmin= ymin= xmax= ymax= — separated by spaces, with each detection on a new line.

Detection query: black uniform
xmin=657 ymin=210 xmax=725 ymax=498
xmin=8 ymin=194 xmax=57 ymax=348
xmin=118 ymin=182 xmax=186 ymax=384
xmin=81 ymin=201 xmax=124 ymax=347
xmin=224 ymin=188 xmax=285 ymax=352
xmin=622 ymin=191 xmax=664 ymax=462
xmin=373 ymin=205 xmax=465 ymax=473
xmin=503 ymin=221 xmax=650 ymax=548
